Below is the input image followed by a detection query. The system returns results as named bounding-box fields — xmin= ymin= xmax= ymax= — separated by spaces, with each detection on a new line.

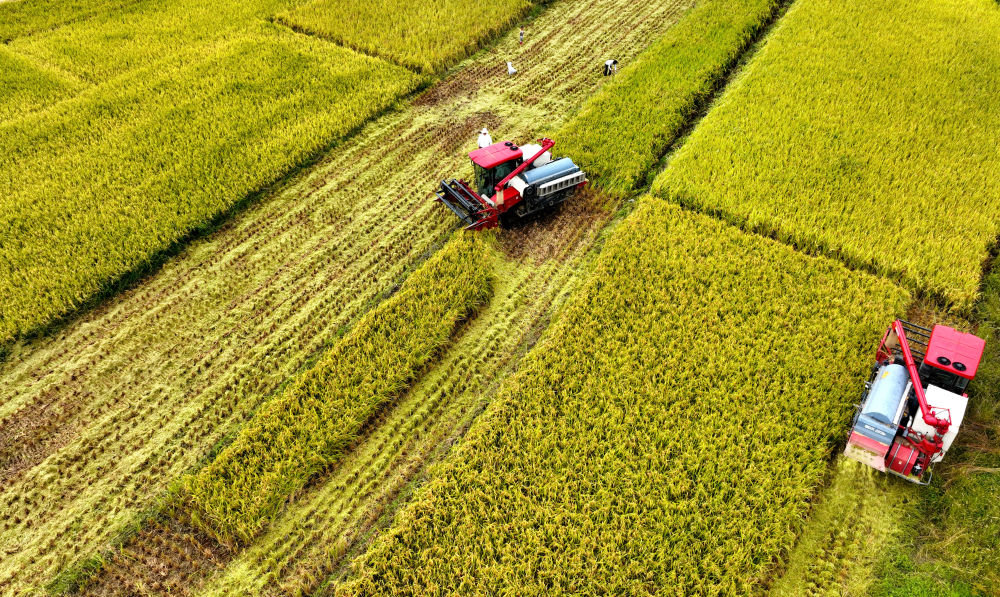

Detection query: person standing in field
xmin=478 ymin=128 xmax=493 ymax=148
xmin=519 ymin=27 xmax=525 ymax=45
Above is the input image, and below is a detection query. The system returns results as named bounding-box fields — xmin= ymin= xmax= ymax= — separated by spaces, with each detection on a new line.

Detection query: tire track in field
xmin=0 ymin=0 xmax=694 ymax=592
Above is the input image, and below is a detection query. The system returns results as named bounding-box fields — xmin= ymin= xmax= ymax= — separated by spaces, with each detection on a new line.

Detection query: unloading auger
xmin=845 ymin=319 xmax=986 ymax=484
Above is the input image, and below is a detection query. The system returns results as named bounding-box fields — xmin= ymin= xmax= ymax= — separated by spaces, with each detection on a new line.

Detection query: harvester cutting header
xmin=846 ymin=319 xmax=986 ymax=484
xmin=435 ymin=137 xmax=587 ymax=229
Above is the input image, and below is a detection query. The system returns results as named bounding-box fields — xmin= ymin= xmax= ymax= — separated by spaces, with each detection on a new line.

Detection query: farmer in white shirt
xmin=478 ymin=128 xmax=493 ymax=148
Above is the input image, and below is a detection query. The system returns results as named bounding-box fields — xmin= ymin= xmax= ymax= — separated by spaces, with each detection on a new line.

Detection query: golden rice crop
xmin=8 ymin=0 xmax=291 ymax=83
xmin=181 ymin=233 xmax=494 ymax=546
xmin=0 ymin=24 xmax=421 ymax=347
xmin=653 ymin=0 xmax=1000 ymax=312
xmin=0 ymin=0 xmax=137 ymax=41
xmin=0 ymin=46 xmax=82 ymax=123
xmin=337 ymin=200 xmax=908 ymax=595
xmin=277 ymin=0 xmax=535 ymax=73
xmin=0 ymin=0 xmax=692 ymax=590
xmin=558 ymin=0 xmax=784 ymax=195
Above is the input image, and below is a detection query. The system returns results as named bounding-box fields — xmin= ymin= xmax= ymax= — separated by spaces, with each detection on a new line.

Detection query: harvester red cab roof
xmin=469 ymin=142 xmax=523 ymax=168
xmin=924 ymin=325 xmax=985 ymax=380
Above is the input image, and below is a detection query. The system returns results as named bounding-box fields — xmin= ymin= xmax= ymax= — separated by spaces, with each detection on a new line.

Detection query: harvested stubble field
xmin=181 ymin=234 xmax=496 ymax=547
xmin=85 ymin=192 xmax=613 ymax=596
xmin=0 ymin=0 xmax=696 ymax=592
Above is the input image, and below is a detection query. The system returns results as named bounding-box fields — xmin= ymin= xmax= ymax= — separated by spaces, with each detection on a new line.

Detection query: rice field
xmin=0 ymin=46 xmax=82 ymax=123
xmin=84 ymin=191 xmax=615 ymax=596
xmin=0 ymin=25 xmax=422 ymax=346
xmin=0 ymin=0 xmax=141 ymax=41
xmin=653 ymin=0 xmax=1000 ymax=312
xmin=0 ymin=0 xmax=554 ymax=347
xmin=338 ymin=201 xmax=909 ymax=594
xmin=181 ymin=234 xmax=494 ymax=546
xmin=558 ymin=0 xmax=785 ymax=194
xmin=0 ymin=0 xmax=432 ymax=347
xmin=279 ymin=0 xmax=536 ymax=73
xmin=4 ymin=0 xmax=999 ymax=593
xmin=5 ymin=0 xmax=291 ymax=83
xmin=0 ymin=0 xmax=694 ymax=592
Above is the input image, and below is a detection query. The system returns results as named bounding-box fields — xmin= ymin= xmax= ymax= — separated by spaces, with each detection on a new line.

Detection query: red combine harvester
xmin=436 ymin=138 xmax=587 ymax=229
xmin=846 ymin=320 xmax=986 ymax=484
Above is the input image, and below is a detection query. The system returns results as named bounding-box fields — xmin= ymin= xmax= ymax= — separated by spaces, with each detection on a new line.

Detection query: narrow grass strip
xmin=181 ymin=234 xmax=495 ymax=545
xmin=337 ymin=201 xmax=908 ymax=594
xmin=653 ymin=0 xmax=1000 ymax=312
xmin=556 ymin=0 xmax=786 ymax=195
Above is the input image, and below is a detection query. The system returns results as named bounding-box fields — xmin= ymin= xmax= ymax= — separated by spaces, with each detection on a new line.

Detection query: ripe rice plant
xmin=8 ymin=0 xmax=291 ymax=83
xmin=337 ymin=200 xmax=908 ymax=594
xmin=0 ymin=46 xmax=82 ymax=123
xmin=0 ymin=25 xmax=421 ymax=346
xmin=653 ymin=0 xmax=1000 ymax=312
xmin=558 ymin=0 xmax=784 ymax=195
xmin=277 ymin=0 xmax=535 ymax=73
xmin=0 ymin=0 xmax=142 ymax=41
xmin=181 ymin=234 xmax=494 ymax=546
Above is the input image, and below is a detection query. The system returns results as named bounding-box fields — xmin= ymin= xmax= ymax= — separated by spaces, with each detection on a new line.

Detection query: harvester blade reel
xmin=436 ymin=179 xmax=489 ymax=228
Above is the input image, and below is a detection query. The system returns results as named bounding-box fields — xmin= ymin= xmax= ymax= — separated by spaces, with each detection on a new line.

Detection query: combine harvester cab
xmin=436 ymin=138 xmax=587 ymax=230
xmin=846 ymin=319 xmax=985 ymax=484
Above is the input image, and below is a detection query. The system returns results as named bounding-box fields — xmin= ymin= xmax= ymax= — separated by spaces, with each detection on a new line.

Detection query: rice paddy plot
xmin=0 ymin=24 xmax=422 ymax=346
xmin=338 ymin=200 xmax=908 ymax=595
xmin=654 ymin=0 xmax=1000 ymax=311
xmin=279 ymin=0 xmax=535 ymax=73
